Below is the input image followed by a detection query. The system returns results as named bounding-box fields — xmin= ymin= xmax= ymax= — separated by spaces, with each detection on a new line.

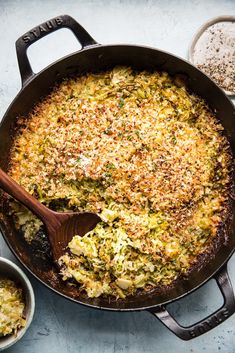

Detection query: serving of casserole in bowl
xmin=0 ymin=257 xmax=35 ymax=351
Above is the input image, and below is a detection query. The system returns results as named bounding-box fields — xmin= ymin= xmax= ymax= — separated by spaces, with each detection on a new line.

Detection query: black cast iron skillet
xmin=0 ymin=15 xmax=235 ymax=340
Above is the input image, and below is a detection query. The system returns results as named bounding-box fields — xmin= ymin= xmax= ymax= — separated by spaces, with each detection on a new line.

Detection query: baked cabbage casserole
xmin=9 ymin=67 xmax=232 ymax=299
xmin=0 ymin=279 xmax=26 ymax=336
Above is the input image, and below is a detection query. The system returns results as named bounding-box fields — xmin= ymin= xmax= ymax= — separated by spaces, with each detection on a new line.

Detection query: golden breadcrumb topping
xmin=9 ymin=67 xmax=232 ymax=298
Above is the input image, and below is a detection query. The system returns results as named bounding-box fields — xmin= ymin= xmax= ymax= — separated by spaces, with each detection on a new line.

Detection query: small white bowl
xmin=188 ymin=15 xmax=235 ymax=96
xmin=0 ymin=257 xmax=35 ymax=351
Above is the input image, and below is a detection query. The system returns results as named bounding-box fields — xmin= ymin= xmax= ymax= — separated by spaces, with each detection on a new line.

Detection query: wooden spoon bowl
xmin=0 ymin=168 xmax=101 ymax=261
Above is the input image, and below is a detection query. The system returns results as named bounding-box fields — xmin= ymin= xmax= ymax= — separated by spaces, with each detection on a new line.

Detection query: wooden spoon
xmin=0 ymin=169 xmax=101 ymax=261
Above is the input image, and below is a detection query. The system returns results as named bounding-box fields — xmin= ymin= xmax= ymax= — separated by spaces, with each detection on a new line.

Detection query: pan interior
xmin=0 ymin=45 xmax=234 ymax=310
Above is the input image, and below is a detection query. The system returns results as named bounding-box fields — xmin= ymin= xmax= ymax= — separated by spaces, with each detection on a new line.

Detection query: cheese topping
xmin=9 ymin=67 xmax=232 ymax=298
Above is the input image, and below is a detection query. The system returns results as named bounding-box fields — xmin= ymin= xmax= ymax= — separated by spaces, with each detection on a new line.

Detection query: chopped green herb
xmin=118 ymin=97 xmax=125 ymax=108
xmin=135 ymin=130 xmax=141 ymax=138
xmin=106 ymin=163 xmax=115 ymax=169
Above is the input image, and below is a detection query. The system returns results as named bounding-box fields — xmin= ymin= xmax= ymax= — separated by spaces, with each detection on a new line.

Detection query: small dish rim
xmin=0 ymin=256 xmax=35 ymax=351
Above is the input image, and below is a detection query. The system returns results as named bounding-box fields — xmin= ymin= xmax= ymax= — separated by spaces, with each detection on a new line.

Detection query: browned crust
xmin=2 ymin=68 xmax=234 ymax=303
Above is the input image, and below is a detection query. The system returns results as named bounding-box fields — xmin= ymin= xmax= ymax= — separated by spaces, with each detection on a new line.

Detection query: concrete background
xmin=0 ymin=0 xmax=235 ymax=352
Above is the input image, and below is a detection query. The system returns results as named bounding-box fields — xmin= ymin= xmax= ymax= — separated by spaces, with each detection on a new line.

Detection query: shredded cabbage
xmin=9 ymin=67 xmax=231 ymax=298
xmin=0 ymin=279 xmax=26 ymax=336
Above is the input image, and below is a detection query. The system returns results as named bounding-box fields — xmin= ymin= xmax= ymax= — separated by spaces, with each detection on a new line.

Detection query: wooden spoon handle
xmin=0 ymin=168 xmax=54 ymax=225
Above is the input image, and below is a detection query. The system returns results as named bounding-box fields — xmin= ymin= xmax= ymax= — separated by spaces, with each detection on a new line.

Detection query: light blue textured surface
xmin=0 ymin=1 xmax=235 ymax=352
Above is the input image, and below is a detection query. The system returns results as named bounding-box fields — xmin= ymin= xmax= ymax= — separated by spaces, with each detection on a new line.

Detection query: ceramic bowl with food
xmin=0 ymin=257 xmax=35 ymax=351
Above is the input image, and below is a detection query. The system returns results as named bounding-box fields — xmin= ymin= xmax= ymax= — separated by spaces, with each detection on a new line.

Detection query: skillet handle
xmin=15 ymin=14 xmax=98 ymax=87
xmin=149 ymin=265 xmax=235 ymax=340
